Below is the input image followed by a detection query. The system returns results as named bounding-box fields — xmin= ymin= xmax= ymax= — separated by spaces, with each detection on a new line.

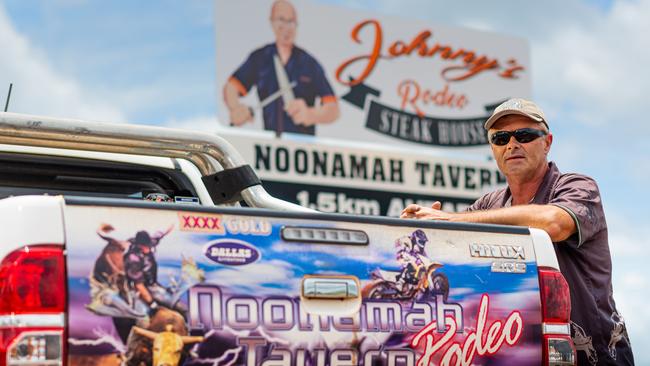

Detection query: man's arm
xmin=285 ymin=99 xmax=340 ymax=126
xmin=135 ymin=282 xmax=154 ymax=304
xmin=223 ymin=79 xmax=254 ymax=125
xmin=124 ymin=253 xmax=155 ymax=305
xmin=401 ymin=202 xmax=576 ymax=242
xmin=287 ymin=57 xmax=340 ymax=126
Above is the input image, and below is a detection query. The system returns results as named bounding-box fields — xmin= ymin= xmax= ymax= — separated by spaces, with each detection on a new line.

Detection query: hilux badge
xmin=470 ymin=243 xmax=525 ymax=260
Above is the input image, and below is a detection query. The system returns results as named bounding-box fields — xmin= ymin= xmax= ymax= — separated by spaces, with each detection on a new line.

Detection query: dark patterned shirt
xmin=230 ymin=43 xmax=336 ymax=135
xmin=468 ymin=162 xmax=634 ymax=365
xmin=124 ymin=245 xmax=157 ymax=287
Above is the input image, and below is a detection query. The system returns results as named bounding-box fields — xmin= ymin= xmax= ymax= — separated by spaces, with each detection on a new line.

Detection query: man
xmin=395 ymin=230 xmax=429 ymax=291
xmin=123 ymin=228 xmax=174 ymax=313
xmin=223 ymin=0 xmax=339 ymax=136
xmin=401 ymin=98 xmax=634 ymax=365
xmin=104 ymin=228 xmax=170 ymax=343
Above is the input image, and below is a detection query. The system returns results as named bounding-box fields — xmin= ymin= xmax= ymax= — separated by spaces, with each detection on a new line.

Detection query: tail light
xmin=0 ymin=245 xmax=66 ymax=366
xmin=539 ymin=267 xmax=576 ymax=366
xmin=539 ymin=267 xmax=571 ymax=323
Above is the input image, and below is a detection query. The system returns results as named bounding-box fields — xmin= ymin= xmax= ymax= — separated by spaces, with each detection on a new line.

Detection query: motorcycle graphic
xmin=363 ymin=257 xmax=450 ymax=301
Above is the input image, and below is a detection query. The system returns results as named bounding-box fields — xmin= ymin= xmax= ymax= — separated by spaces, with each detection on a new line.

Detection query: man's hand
xmin=135 ymin=282 xmax=154 ymax=304
xmin=285 ymin=99 xmax=314 ymax=125
xmin=400 ymin=201 xmax=453 ymax=220
xmin=229 ymin=104 xmax=253 ymax=126
xmin=147 ymin=300 xmax=160 ymax=317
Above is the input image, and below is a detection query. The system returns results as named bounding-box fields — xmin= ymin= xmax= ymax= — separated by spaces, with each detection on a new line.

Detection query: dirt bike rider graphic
xmin=395 ymin=229 xmax=428 ymax=291
xmin=363 ymin=229 xmax=449 ymax=300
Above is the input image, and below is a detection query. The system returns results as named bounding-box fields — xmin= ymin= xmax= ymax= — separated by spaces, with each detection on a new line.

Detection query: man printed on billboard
xmin=223 ymin=0 xmax=339 ymax=136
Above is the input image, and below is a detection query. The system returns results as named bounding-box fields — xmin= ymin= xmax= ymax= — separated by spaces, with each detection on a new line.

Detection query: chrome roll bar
xmin=0 ymin=112 xmax=313 ymax=212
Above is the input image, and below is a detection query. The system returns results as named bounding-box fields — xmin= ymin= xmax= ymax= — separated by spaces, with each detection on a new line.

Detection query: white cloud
xmin=613 ymin=270 xmax=650 ymax=361
xmin=608 ymin=211 xmax=650 ymax=257
xmin=368 ymin=0 xmax=601 ymax=40
xmin=205 ymin=259 xmax=299 ymax=294
xmin=604 ymin=209 xmax=650 ymax=363
xmin=0 ymin=5 xmax=125 ymax=122
xmin=160 ymin=115 xmax=220 ymax=133
xmin=535 ymin=0 xmax=650 ymax=128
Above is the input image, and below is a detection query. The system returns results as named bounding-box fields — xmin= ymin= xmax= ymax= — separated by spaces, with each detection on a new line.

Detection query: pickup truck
xmin=0 ymin=112 xmax=576 ymax=366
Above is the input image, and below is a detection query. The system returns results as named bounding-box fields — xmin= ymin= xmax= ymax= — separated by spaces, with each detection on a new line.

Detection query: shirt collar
xmin=271 ymin=43 xmax=296 ymax=64
xmin=502 ymin=161 xmax=560 ymax=206
xmin=533 ymin=161 xmax=561 ymax=204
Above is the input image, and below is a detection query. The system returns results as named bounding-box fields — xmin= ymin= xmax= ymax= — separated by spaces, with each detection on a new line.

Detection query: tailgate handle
xmin=302 ymin=276 xmax=359 ymax=299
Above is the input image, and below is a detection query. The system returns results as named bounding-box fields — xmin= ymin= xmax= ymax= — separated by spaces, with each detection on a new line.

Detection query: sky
xmin=1 ymin=0 xmax=649 ymax=362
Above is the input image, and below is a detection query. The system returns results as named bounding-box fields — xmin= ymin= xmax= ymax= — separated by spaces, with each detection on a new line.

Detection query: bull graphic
xmin=608 ymin=311 xmax=630 ymax=359
xmin=133 ymin=324 xmax=203 ymax=366
xmin=86 ymin=223 xmax=207 ymax=363
xmin=571 ymin=321 xmax=598 ymax=365
xmin=87 ymin=224 xmax=205 ymax=321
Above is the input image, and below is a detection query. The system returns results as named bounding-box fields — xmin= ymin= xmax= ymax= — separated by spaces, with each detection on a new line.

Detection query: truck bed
xmin=62 ymin=197 xmax=545 ymax=365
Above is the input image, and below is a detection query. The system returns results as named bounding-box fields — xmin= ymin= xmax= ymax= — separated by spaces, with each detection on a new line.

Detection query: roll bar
xmin=0 ymin=112 xmax=313 ymax=212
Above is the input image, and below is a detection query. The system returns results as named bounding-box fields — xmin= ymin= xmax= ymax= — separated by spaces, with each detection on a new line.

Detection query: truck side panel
xmin=0 ymin=196 xmax=65 ymax=258
xmin=63 ymin=204 xmax=542 ymax=365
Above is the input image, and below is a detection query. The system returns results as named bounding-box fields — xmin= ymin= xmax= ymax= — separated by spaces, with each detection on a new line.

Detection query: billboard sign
xmin=220 ymin=130 xmax=505 ymax=216
xmin=215 ymin=0 xmax=530 ymax=151
xmin=214 ymin=0 xmax=529 ymax=213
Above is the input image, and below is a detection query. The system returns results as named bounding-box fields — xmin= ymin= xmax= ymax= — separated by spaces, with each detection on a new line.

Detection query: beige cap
xmin=484 ymin=98 xmax=548 ymax=130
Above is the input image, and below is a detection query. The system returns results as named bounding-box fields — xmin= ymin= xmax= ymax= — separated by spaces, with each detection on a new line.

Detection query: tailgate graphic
xmin=65 ymin=206 xmax=542 ymax=365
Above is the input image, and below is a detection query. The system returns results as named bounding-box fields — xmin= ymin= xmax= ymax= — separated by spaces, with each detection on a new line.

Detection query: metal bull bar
xmin=0 ymin=112 xmax=313 ymax=212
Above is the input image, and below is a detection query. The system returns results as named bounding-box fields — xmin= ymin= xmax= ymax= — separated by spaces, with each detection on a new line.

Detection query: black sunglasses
xmin=490 ymin=128 xmax=547 ymax=146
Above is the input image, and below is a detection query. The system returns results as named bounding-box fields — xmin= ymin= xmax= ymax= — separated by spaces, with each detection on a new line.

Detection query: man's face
xmin=488 ymin=115 xmax=552 ymax=180
xmin=271 ymin=1 xmax=297 ymax=48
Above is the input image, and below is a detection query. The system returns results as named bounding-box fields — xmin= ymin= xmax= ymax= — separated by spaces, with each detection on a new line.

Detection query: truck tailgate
xmin=64 ymin=200 xmax=542 ymax=365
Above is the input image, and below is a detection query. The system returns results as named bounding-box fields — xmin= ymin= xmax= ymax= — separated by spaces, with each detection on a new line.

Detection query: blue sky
xmin=1 ymin=0 xmax=648 ymax=362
